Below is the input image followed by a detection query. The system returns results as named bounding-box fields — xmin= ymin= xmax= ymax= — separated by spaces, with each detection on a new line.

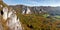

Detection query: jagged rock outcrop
xmin=2 ymin=7 xmax=23 ymax=30
xmin=22 ymin=7 xmax=31 ymax=14
xmin=0 ymin=0 xmax=23 ymax=30
xmin=3 ymin=7 xmax=8 ymax=20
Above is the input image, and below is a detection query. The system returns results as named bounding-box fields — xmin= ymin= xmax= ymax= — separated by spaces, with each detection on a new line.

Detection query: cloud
xmin=19 ymin=0 xmax=40 ymax=6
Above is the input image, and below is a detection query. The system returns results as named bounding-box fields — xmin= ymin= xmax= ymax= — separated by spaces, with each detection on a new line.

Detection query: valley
xmin=0 ymin=0 xmax=60 ymax=30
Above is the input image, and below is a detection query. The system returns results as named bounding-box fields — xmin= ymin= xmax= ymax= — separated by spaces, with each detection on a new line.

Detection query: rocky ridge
xmin=0 ymin=0 xmax=23 ymax=30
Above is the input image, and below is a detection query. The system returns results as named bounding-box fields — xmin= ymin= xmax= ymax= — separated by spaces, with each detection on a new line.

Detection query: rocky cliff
xmin=0 ymin=0 xmax=23 ymax=30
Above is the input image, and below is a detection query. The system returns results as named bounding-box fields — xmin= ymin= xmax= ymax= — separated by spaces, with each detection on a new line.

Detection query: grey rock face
xmin=2 ymin=7 xmax=23 ymax=30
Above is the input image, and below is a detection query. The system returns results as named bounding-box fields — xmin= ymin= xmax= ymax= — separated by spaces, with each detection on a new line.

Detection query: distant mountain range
xmin=9 ymin=5 xmax=60 ymax=16
xmin=1 ymin=0 xmax=60 ymax=16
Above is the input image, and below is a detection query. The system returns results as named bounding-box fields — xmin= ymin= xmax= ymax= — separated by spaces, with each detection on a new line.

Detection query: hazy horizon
xmin=3 ymin=0 xmax=60 ymax=7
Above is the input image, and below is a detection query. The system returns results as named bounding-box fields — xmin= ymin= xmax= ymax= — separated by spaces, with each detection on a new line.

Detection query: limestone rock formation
xmin=22 ymin=7 xmax=31 ymax=14
xmin=0 ymin=0 xmax=23 ymax=30
xmin=3 ymin=7 xmax=8 ymax=20
xmin=2 ymin=7 xmax=23 ymax=30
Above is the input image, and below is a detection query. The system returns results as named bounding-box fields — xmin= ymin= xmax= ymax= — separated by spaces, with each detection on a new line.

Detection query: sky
xmin=3 ymin=0 xmax=60 ymax=6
